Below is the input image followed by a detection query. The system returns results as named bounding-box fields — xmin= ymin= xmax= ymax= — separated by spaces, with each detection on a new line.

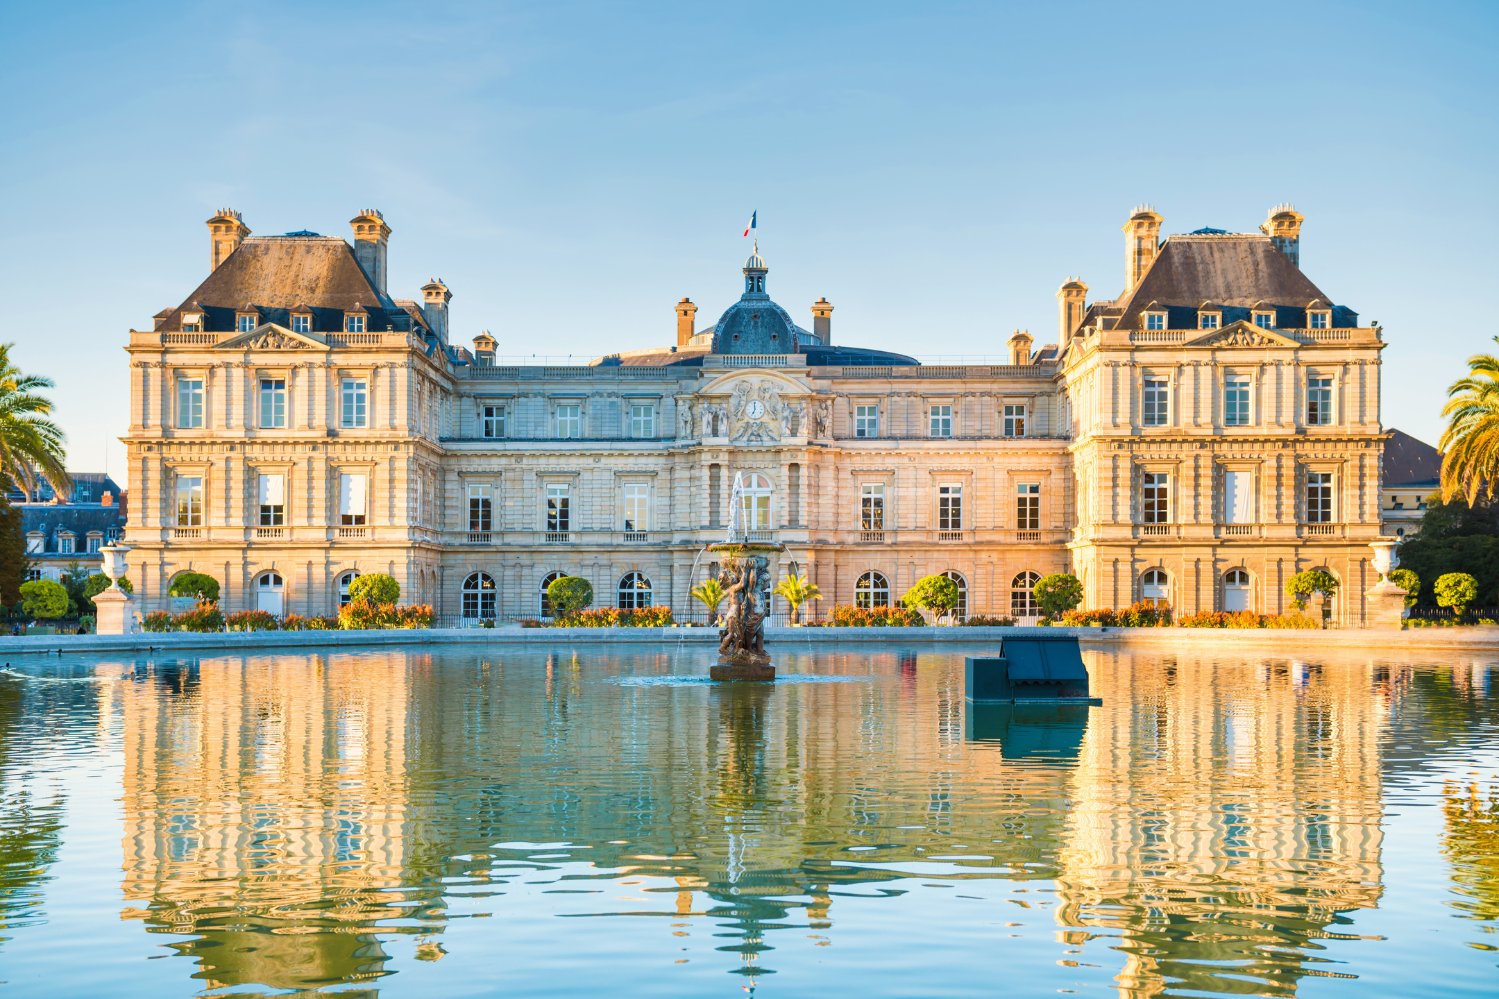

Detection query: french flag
xmin=743 ymin=210 xmax=756 ymax=237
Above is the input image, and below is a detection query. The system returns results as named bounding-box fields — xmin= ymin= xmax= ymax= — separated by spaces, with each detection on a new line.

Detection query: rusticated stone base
xmin=710 ymin=656 xmax=775 ymax=681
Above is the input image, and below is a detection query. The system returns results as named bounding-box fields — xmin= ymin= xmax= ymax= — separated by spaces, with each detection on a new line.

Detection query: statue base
xmin=710 ymin=652 xmax=775 ymax=681
xmin=93 ymin=587 xmax=134 ymax=635
xmin=1364 ymin=578 xmax=1409 ymax=629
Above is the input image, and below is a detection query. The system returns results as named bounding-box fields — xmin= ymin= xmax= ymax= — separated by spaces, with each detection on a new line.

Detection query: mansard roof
xmin=156 ymin=236 xmax=429 ymax=335
xmin=1383 ymin=428 xmax=1442 ymax=488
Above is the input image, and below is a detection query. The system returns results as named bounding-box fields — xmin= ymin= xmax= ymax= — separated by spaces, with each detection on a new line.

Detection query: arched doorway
xmin=338 ymin=570 xmax=361 ymax=607
xmin=1141 ymin=568 xmax=1171 ymax=608
xmin=256 ymin=571 xmax=284 ymax=616
xmin=463 ymin=572 xmax=497 ymax=621
xmin=1223 ymin=569 xmax=1252 ymax=612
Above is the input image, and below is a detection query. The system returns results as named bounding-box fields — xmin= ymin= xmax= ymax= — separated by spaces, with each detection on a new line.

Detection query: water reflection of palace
xmin=110 ymin=648 xmax=1410 ymax=996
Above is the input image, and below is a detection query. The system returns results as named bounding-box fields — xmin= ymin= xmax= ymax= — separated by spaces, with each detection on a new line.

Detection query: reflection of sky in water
xmin=0 ymin=646 xmax=1495 ymax=997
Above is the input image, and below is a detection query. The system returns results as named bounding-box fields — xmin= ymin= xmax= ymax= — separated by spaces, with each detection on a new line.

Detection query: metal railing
xmin=1405 ymin=606 xmax=1499 ymax=624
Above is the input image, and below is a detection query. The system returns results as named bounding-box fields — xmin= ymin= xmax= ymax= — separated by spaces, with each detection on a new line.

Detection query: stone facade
xmin=123 ymin=205 xmax=1390 ymax=625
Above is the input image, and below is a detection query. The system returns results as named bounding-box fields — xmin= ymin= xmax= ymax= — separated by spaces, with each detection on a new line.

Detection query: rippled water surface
xmin=0 ymin=643 xmax=1496 ymax=997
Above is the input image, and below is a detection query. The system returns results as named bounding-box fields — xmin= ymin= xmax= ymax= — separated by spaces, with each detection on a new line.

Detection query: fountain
xmin=707 ymin=473 xmax=785 ymax=681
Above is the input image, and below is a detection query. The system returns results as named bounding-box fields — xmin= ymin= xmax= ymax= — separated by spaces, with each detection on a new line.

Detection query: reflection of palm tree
xmin=1443 ymin=781 xmax=1499 ymax=920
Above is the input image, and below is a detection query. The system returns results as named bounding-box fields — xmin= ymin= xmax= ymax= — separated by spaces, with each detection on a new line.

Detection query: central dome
xmin=710 ymin=242 xmax=812 ymax=355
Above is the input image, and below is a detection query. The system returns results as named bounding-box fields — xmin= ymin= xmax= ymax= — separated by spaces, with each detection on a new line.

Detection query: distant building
xmin=20 ymin=473 xmax=127 ymax=583
xmin=1380 ymin=429 xmax=1441 ymax=539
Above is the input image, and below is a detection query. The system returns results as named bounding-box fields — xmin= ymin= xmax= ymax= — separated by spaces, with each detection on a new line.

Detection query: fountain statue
xmin=707 ymin=473 xmax=784 ymax=681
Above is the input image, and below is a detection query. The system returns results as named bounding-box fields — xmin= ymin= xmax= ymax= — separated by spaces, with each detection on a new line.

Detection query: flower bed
xmin=828 ymin=605 xmax=925 ymax=627
xmin=1061 ymin=602 xmax=1173 ymax=627
xmin=1175 ymin=610 xmax=1322 ymax=629
xmin=559 ymin=607 xmax=674 ymax=628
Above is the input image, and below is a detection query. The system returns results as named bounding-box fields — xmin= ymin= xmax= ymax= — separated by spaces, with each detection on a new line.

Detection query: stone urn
xmin=707 ymin=542 xmax=785 ymax=681
xmin=1364 ymin=537 xmax=1408 ymax=629
xmin=94 ymin=544 xmax=135 ymax=635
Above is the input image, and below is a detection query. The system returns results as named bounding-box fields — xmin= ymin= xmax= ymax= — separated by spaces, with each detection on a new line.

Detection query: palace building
xmin=123 ymin=204 xmax=1388 ymax=624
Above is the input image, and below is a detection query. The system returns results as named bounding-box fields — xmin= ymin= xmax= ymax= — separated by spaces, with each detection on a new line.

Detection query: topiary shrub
xmin=1285 ymin=570 xmax=1339 ymax=612
xmin=547 ymin=576 xmax=593 ymax=621
xmin=20 ymin=579 xmax=69 ymax=619
xmin=902 ymin=575 xmax=961 ymax=625
xmin=1033 ymin=573 xmax=1084 ymax=621
xmin=1387 ymin=568 xmax=1421 ymax=609
xmin=348 ymin=573 xmax=400 ymax=605
xmin=169 ymin=572 xmax=220 ymax=601
xmin=1435 ymin=572 xmax=1479 ymax=617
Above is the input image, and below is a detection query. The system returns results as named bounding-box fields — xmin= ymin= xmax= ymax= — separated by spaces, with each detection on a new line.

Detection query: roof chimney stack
xmin=421 ymin=278 xmax=451 ymax=343
xmin=1122 ymin=205 xmax=1163 ymax=294
xmin=1055 ymin=278 xmax=1088 ymax=341
xmin=1260 ymin=204 xmax=1304 ymax=267
xmin=811 ymin=298 xmax=833 ymax=344
xmin=675 ymin=298 xmax=697 ymax=347
xmin=350 ymin=209 xmax=391 ymax=296
xmin=206 ymin=209 xmax=249 ymax=273
xmin=1007 ymin=330 xmax=1034 ymax=366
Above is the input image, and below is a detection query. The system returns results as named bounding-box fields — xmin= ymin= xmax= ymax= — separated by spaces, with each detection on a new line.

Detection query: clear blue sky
xmin=3 ymin=0 xmax=1495 ymax=484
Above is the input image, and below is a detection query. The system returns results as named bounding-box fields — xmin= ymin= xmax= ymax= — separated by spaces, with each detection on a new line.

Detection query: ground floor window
xmin=855 ymin=571 xmax=889 ymax=609
xmin=942 ymin=570 xmax=967 ymax=620
xmin=1010 ymin=571 xmax=1040 ymax=617
xmin=1223 ymin=568 xmax=1251 ymax=612
xmin=1141 ymin=568 xmax=1170 ymax=608
xmin=540 ymin=571 xmax=567 ymax=618
xmin=257 ymin=571 xmax=284 ymax=615
xmin=617 ymin=571 xmax=653 ymax=609
xmin=464 ymin=572 xmax=497 ymax=619
xmin=339 ymin=570 xmax=361 ymax=607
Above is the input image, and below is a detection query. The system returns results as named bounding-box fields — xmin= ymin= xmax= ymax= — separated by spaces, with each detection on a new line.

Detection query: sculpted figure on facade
xmin=729 ymin=378 xmax=782 ymax=444
xmin=678 ymin=402 xmax=693 ymax=439
xmin=243 ymin=331 xmax=308 ymax=350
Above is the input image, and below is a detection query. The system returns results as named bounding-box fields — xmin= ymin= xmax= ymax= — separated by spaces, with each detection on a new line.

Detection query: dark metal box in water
xmin=964 ymin=636 xmax=1100 ymax=703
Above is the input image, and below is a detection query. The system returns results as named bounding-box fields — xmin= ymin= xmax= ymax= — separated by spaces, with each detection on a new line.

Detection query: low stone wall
xmin=1 ymin=624 xmax=1497 ymax=655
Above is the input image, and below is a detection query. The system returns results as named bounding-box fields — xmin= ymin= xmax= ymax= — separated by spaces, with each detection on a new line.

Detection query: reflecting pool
xmin=0 ymin=644 xmax=1496 ymax=997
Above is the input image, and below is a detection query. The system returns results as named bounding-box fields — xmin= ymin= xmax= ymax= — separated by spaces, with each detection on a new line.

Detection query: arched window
xmin=617 ymin=571 xmax=653 ymax=609
xmin=942 ymin=570 xmax=968 ymax=620
xmin=338 ymin=570 xmax=361 ymax=607
xmin=855 ymin=571 xmax=889 ymax=609
xmin=463 ymin=572 xmax=497 ymax=619
xmin=257 ymin=571 xmax=284 ymax=616
xmin=1223 ymin=568 xmax=1252 ymax=612
xmin=539 ymin=571 xmax=567 ymax=618
xmin=738 ymin=473 xmax=772 ymax=530
xmin=1011 ymin=571 xmax=1040 ymax=617
xmin=1141 ymin=568 xmax=1170 ymax=608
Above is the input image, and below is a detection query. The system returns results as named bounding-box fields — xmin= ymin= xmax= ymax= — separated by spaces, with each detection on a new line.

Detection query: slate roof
xmin=154 ymin=236 xmax=430 ymax=336
xmin=22 ymin=504 xmax=126 ymax=557
xmin=1383 ymin=428 xmax=1442 ymax=487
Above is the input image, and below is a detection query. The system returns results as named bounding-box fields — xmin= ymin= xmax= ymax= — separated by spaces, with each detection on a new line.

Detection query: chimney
xmin=101 ymin=491 xmax=113 ymax=507
xmin=421 ymin=278 xmax=452 ymax=343
xmin=206 ymin=209 xmax=249 ymax=272
xmin=1122 ymin=205 xmax=1163 ymax=294
xmin=1007 ymin=330 xmax=1034 ymax=366
xmin=1260 ymin=204 xmax=1305 ymax=267
xmin=675 ymin=298 xmax=698 ymax=347
xmin=350 ymin=209 xmax=391 ymax=296
xmin=811 ymin=298 xmax=833 ymax=344
xmin=471 ymin=331 xmax=497 ymax=366
xmin=1055 ymin=278 xmax=1088 ymax=341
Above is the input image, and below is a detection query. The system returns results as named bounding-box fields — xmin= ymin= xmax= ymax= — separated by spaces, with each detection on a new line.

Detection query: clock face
xmin=746 ymin=400 xmax=765 ymax=419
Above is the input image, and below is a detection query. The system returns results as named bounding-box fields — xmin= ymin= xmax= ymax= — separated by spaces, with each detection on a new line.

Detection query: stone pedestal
xmin=93 ymin=586 xmax=135 ymax=635
xmin=1364 ymin=578 xmax=1408 ymax=630
xmin=710 ymin=652 xmax=775 ymax=681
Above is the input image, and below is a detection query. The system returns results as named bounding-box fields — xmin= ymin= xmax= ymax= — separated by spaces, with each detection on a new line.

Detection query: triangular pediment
xmin=215 ymin=323 xmax=326 ymax=350
xmin=1184 ymin=320 xmax=1300 ymax=348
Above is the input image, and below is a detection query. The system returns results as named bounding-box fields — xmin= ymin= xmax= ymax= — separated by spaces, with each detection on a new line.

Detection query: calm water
xmin=0 ymin=643 xmax=1496 ymax=997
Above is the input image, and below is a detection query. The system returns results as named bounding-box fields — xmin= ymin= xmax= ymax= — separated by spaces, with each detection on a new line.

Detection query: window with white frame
xmin=236 ymin=314 xmax=257 ymax=332
xmin=25 ymin=534 xmax=42 ymax=553
xmin=87 ymin=535 xmax=102 ymax=553
xmin=1145 ymin=313 xmax=1166 ymax=330
xmin=1308 ymin=312 xmax=1329 ymax=329
xmin=176 ymin=475 xmax=203 ymax=526
xmin=463 ymin=572 xmax=497 ymax=619
xmin=468 ymin=483 xmax=492 ymax=532
xmin=929 ymin=405 xmax=952 ymax=437
xmin=1141 ymin=568 xmax=1170 ymax=607
xmin=1224 ymin=377 xmax=1251 ymax=426
xmin=624 ymin=483 xmax=649 ymax=530
xmin=345 ymin=314 xmax=366 ymax=333
xmin=1016 ymin=483 xmax=1040 ymax=530
xmin=180 ymin=313 xmax=201 ymax=333
xmin=24 ymin=567 xmax=41 ymax=581
xmin=630 ymin=404 xmax=655 ymax=438
xmin=1011 ymin=571 xmax=1040 ymax=617
xmin=1199 ymin=312 xmax=1220 ymax=329
xmin=855 ymin=571 xmax=889 ymax=608
xmin=338 ymin=570 xmax=361 ymax=606
xmin=1004 ymin=405 xmax=1026 ymax=437
xmin=617 ymin=571 xmax=653 ymax=609
xmin=938 ymin=484 xmax=962 ymax=530
xmin=854 ymin=405 xmax=878 ymax=437
xmin=259 ymin=379 xmax=286 ymax=428
xmin=539 ymin=571 xmax=567 ymax=617
xmin=1306 ymin=471 xmax=1333 ymax=523
xmin=547 ymin=484 xmax=570 ymax=531
xmin=1253 ymin=312 xmax=1275 ymax=329
xmin=291 ymin=314 xmax=311 ymax=334
xmin=339 ymin=473 xmax=367 ymax=526
xmin=861 ymin=483 xmax=884 ymax=529
xmin=1143 ymin=378 xmax=1169 ymax=426
xmin=482 ymin=405 xmax=505 ymax=439
xmin=59 ymin=535 xmax=74 ymax=554
xmin=176 ymin=379 xmax=203 ymax=428
xmin=341 ymin=379 xmax=367 ymax=428
xmin=942 ymin=570 xmax=968 ymax=619
xmin=1142 ymin=472 xmax=1169 ymax=523
xmin=1307 ymin=377 xmax=1333 ymax=425
xmin=738 ymin=473 xmax=772 ymax=530
xmin=557 ymin=405 xmax=581 ymax=439
xmin=258 ymin=473 xmax=285 ymax=526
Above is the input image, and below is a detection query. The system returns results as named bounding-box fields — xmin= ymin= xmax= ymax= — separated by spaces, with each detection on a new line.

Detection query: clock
xmin=746 ymin=400 xmax=765 ymax=420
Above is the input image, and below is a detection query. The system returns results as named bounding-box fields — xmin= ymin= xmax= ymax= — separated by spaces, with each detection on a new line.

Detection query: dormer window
xmin=291 ymin=314 xmax=311 ymax=334
xmin=1253 ymin=312 xmax=1274 ymax=329
xmin=1145 ymin=313 xmax=1166 ymax=330
xmin=237 ymin=314 xmax=258 ymax=333
xmin=1199 ymin=312 xmax=1220 ymax=329
xmin=1308 ymin=311 xmax=1330 ymax=329
xmin=181 ymin=312 xmax=202 ymax=333
xmin=345 ymin=315 xmax=366 ymax=333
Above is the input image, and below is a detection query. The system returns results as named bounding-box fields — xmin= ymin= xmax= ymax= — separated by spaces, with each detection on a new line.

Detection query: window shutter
xmin=340 ymin=473 xmax=367 ymax=516
xmin=608 ymin=399 xmax=621 ymax=436
xmin=258 ymin=474 xmax=284 ymax=507
xmin=1223 ymin=471 xmax=1253 ymax=524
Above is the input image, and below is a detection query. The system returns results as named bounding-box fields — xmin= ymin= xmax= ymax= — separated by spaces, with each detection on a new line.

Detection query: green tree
xmin=168 ymin=572 xmax=219 ymax=601
xmin=1440 ymin=337 xmax=1499 ymax=504
xmin=0 ymin=495 xmax=26 ymax=606
xmin=1033 ymin=573 xmax=1084 ymax=620
xmin=773 ymin=572 xmax=822 ymax=625
xmin=1435 ymin=572 xmax=1478 ymax=616
xmin=59 ymin=559 xmax=90 ymax=617
xmin=348 ymin=573 xmax=400 ymax=605
xmin=691 ymin=577 xmax=726 ymax=620
xmin=902 ymin=574 xmax=961 ymax=625
xmin=0 ymin=343 xmax=70 ymax=501
xmin=1286 ymin=570 xmax=1339 ymax=611
xmin=19 ymin=578 xmax=68 ymax=619
xmin=547 ymin=576 xmax=593 ymax=620
xmin=1387 ymin=568 xmax=1420 ymax=610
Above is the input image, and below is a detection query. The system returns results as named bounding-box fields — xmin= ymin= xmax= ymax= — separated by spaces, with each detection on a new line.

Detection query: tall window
xmin=617 ymin=571 xmax=653 ymax=609
xmin=739 ymin=473 xmax=772 ymax=530
xmin=463 ymin=572 xmax=497 ymax=619
xmin=259 ymin=379 xmax=286 ymax=428
xmin=1145 ymin=313 xmax=1165 ymax=330
xmin=341 ymin=380 xmax=367 ymax=428
xmin=1306 ymin=472 xmax=1333 ymax=523
xmin=1143 ymin=378 xmax=1169 ymax=426
xmin=624 ymin=483 xmax=649 ymax=530
xmin=1011 ymin=571 xmax=1040 ymax=617
xmin=1223 ymin=568 xmax=1251 ymax=612
xmin=1141 ymin=568 xmax=1170 ymax=607
xmin=1224 ymin=377 xmax=1250 ymax=426
xmin=1143 ymin=472 xmax=1169 ymax=523
xmin=547 ymin=484 xmax=570 ymax=531
xmin=1307 ymin=377 xmax=1333 ymax=425
xmin=339 ymin=570 xmax=360 ymax=606
xmin=236 ymin=314 xmax=257 ymax=332
xmin=539 ymin=571 xmax=567 ymax=617
xmin=1016 ymin=483 xmax=1039 ymax=530
xmin=291 ymin=314 xmax=311 ymax=334
xmin=345 ymin=314 xmax=366 ymax=333
xmin=258 ymin=473 xmax=284 ymax=526
xmin=176 ymin=379 xmax=203 ymax=429
xmin=482 ymin=405 xmax=506 ymax=439
xmin=855 ymin=571 xmax=889 ymax=608
xmin=469 ymin=483 xmax=492 ymax=532
xmin=557 ymin=405 xmax=581 ymax=438
xmin=861 ymin=483 xmax=884 ymax=530
xmin=938 ymin=484 xmax=962 ymax=530
xmin=855 ymin=405 xmax=879 ymax=437
xmin=929 ymin=405 xmax=952 ymax=437
xmin=943 ymin=570 xmax=968 ymax=619
xmin=339 ymin=473 xmax=367 ymax=526
xmin=1004 ymin=405 xmax=1026 ymax=437
xmin=176 ymin=475 xmax=202 ymax=526
xmin=630 ymin=405 xmax=655 ymax=438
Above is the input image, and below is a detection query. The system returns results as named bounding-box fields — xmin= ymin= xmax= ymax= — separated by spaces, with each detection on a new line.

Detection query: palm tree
xmin=691 ymin=578 xmax=726 ymax=623
xmin=0 ymin=344 xmax=69 ymax=500
xmin=773 ymin=572 xmax=822 ymax=626
xmin=1440 ymin=338 xmax=1499 ymax=504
